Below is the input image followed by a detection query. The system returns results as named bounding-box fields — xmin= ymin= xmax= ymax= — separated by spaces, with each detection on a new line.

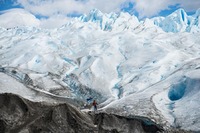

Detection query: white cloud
xmin=0 ymin=8 xmax=74 ymax=29
xmin=0 ymin=8 xmax=40 ymax=28
xmin=133 ymin=0 xmax=173 ymax=18
xmin=132 ymin=0 xmax=200 ymax=18
xmin=16 ymin=0 xmax=125 ymax=17
xmin=17 ymin=0 xmax=86 ymax=16
xmin=176 ymin=0 xmax=200 ymax=12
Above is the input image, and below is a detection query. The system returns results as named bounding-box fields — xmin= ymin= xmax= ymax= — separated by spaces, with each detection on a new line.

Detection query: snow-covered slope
xmin=0 ymin=9 xmax=200 ymax=131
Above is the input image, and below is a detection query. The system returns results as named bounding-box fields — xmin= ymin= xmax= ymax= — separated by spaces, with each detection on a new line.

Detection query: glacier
xmin=152 ymin=8 xmax=200 ymax=33
xmin=0 ymin=8 xmax=200 ymax=132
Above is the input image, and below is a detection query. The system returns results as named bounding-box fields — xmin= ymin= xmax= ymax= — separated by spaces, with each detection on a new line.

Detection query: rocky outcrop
xmin=0 ymin=93 xmax=95 ymax=133
xmin=92 ymin=113 xmax=163 ymax=133
xmin=0 ymin=93 xmax=165 ymax=133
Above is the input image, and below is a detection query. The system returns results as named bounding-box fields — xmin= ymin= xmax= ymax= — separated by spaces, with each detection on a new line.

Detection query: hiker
xmin=92 ymin=100 xmax=98 ymax=111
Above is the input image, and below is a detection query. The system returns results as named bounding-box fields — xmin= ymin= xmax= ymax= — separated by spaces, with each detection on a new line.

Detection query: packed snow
xmin=0 ymin=8 xmax=200 ymax=131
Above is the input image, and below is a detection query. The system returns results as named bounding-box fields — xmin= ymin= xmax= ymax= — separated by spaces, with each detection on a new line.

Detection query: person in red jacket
xmin=92 ymin=100 xmax=98 ymax=111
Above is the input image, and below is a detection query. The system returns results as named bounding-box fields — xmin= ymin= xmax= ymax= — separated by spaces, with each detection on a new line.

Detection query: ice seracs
xmin=79 ymin=9 xmax=140 ymax=31
xmin=152 ymin=8 xmax=200 ymax=33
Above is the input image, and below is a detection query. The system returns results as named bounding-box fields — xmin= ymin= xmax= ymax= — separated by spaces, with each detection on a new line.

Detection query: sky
xmin=0 ymin=0 xmax=200 ymax=28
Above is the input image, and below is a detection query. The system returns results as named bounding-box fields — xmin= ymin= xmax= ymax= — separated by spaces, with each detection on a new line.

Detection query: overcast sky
xmin=0 ymin=0 xmax=200 ymax=28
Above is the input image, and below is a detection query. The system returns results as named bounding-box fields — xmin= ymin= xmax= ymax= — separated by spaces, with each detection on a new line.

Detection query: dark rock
xmin=92 ymin=112 xmax=163 ymax=133
xmin=0 ymin=120 xmax=6 ymax=133
xmin=0 ymin=67 xmax=5 ymax=72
